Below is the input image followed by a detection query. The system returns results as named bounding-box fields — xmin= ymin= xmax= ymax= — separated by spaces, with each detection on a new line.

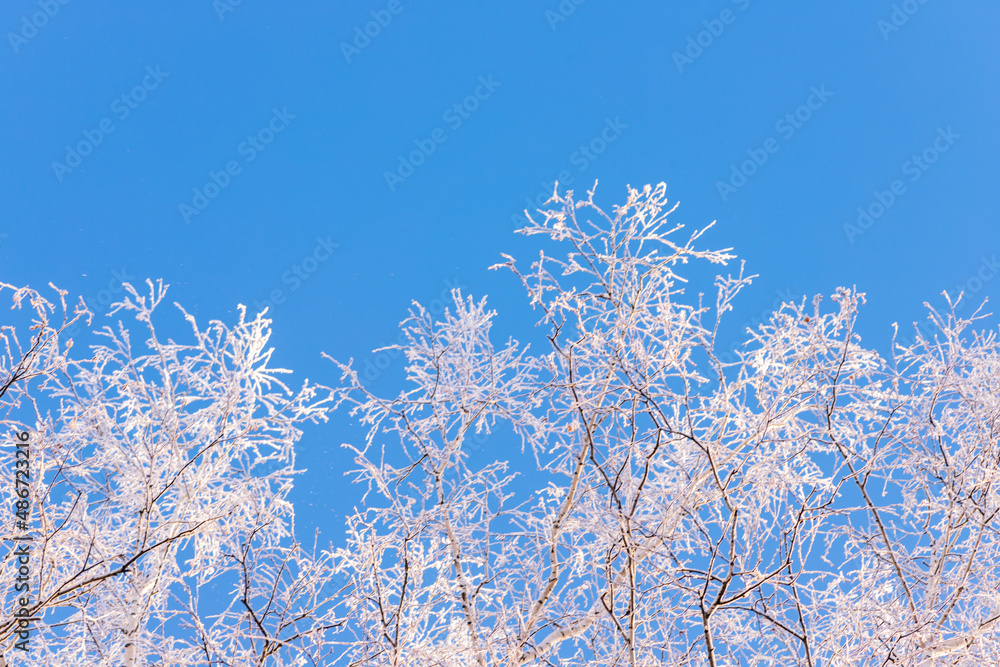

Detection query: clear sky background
xmin=2 ymin=1 xmax=998 ymax=542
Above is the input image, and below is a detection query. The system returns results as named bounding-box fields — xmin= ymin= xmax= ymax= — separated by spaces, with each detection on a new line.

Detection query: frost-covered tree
xmin=328 ymin=183 xmax=1000 ymax=666
xmin=0 ymin=281 xmax=345 ymax=666
xmin=3 ymin=183 xmax=997 ymax=666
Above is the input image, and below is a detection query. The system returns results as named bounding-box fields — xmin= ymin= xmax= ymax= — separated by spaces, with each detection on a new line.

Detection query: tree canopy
xmin=3 ymin=184 xmax=999 ymax=666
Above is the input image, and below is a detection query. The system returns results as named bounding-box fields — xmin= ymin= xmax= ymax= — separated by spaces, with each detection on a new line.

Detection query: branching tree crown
xmin=327 ymin=183 xmax=1000 ymax=666
xmin=2 ymin=183 xmax=998 ymax=667
xmin=0 ymin=281 xmax=345 ymax=666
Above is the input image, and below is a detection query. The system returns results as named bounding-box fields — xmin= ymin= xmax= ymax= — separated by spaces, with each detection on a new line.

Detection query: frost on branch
xmin=329 ymin=183 xmax=1000 ymax=666
xmin=0 ymin=280 xmax=346 ymax=666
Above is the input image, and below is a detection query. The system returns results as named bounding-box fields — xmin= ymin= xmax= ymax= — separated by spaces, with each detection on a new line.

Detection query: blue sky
xmin=2 ymin=0 xmax=998 ymax=539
